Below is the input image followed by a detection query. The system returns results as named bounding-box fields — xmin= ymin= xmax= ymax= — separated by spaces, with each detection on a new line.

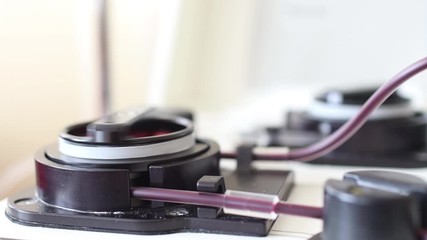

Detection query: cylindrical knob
xmin=322 ymin=180 xmax=420 ymax=240
xmin=345 ymin=170 xmax=427 ymax=227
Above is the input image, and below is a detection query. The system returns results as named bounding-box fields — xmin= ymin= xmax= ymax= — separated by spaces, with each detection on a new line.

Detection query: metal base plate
xmin=6 ymin=169 xmax=294 ymax=237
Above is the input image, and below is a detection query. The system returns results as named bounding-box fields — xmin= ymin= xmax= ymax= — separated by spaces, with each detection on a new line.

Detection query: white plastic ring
xmin=59 ymin=133 xmax=195 ymax=159
xmin=308 ymin=101 xmax=413 ymax=120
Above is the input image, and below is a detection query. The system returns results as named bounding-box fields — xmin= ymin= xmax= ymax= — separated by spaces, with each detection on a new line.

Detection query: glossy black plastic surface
xmin=36 ymin=140 xmax=220 ymax=212
xmin=6 ymin=169 xmax=294 ymax=236
xmin=320 ymin=179 xmax=419 ymax=240
xmin=344 ymin=170 xmax=427 ymax=227
xmin=62 ymin=108 xmax=194 ymax=146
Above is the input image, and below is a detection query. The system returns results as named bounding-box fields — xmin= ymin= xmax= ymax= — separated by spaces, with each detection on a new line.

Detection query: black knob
xmin=345 ymin=170 xmax=427 ymax=227
xmin=322 ymin=179 xmax=420 ymax=240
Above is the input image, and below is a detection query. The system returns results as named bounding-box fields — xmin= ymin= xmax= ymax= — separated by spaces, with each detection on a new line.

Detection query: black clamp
xmin=236 ymin=143 xmax=256 ymax=173
xmin=196 ymin=175 xmax=226 ymax=218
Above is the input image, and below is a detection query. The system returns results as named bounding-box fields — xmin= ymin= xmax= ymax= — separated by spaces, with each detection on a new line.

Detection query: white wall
xmin=166 ymin=0 xmax=427 ymax=143
xmin=0 ymin=0 xmax=102 ymax=197
xmin=0 ymin=1 xmax=90 ymax=168
xmin=167 ymin=0 xmax=427 ymax=108
xmin=248 ymin=0 xmax=427 ymax=88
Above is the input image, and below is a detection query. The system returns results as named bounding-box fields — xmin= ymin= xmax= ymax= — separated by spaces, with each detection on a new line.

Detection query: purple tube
xmin=275 ymin=201 xmax=323 ymax=218
xmin=420 ymin=229 xmax=427 ymax=240
xmin=221 ymin=57 xmax=427 ymax=162
xmin=131 ymin=187 xmax=323 ymax=219
xmin=131 ymin=187 xmax=225 ymax=208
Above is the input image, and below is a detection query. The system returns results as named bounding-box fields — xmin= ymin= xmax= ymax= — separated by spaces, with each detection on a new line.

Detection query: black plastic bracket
xmin=196 ymin=176 xmax=226 ymax=219
xmin=197 ymin=175 xmax=226 ymax=193
xmin=236 ymin=143 xmax=256 ymax=173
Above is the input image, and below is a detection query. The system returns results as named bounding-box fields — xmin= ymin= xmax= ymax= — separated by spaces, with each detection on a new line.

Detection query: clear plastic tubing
xmin=131 ymin=187 xmax=323 ymax=219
